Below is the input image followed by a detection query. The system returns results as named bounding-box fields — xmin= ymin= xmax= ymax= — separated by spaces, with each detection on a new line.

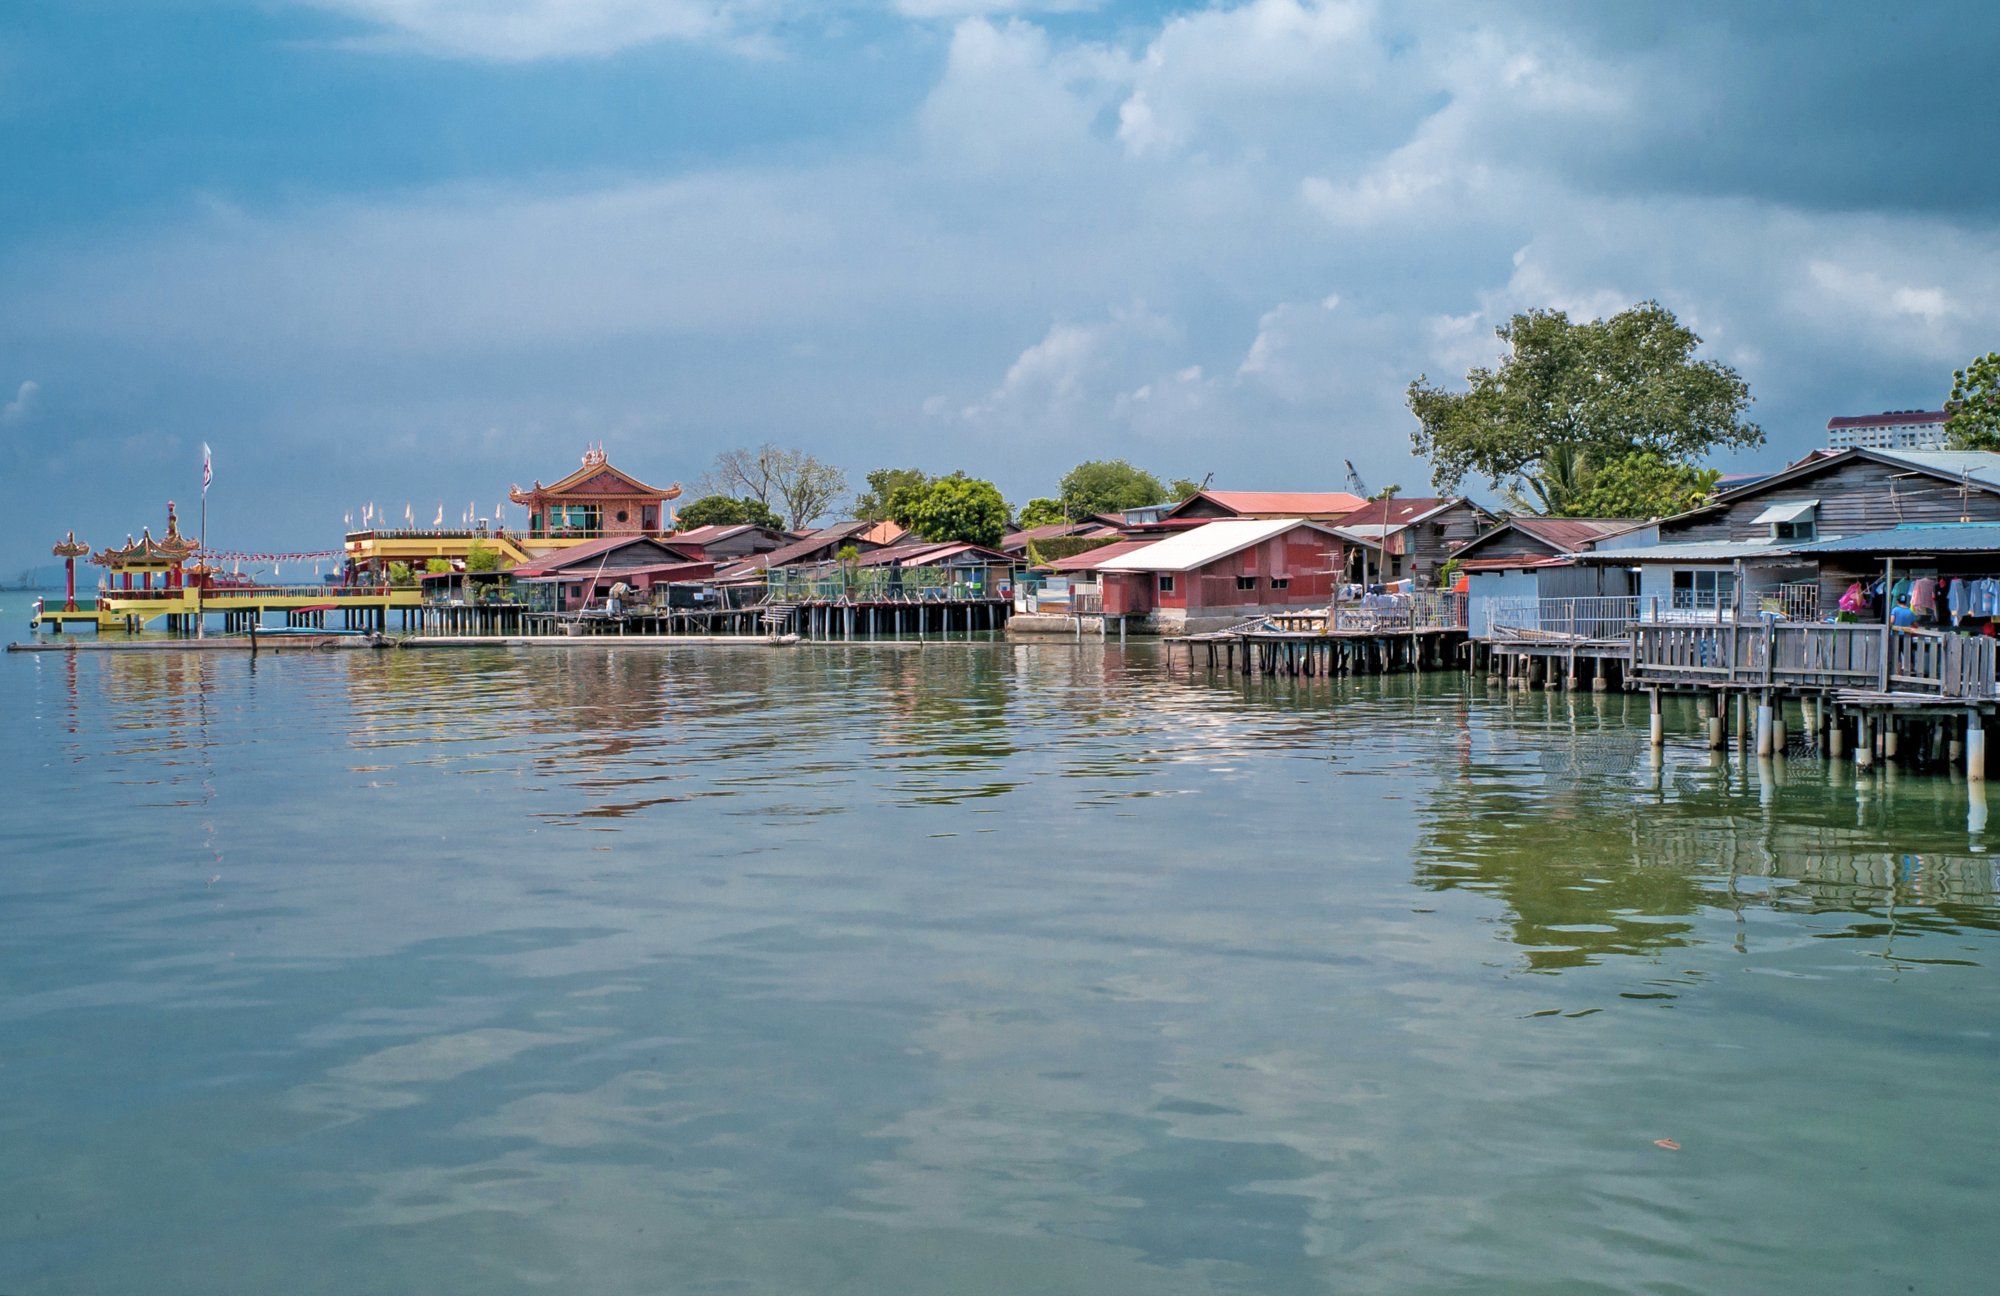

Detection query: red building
xmin=1098 ymin=519 xmax=1344 ymax=632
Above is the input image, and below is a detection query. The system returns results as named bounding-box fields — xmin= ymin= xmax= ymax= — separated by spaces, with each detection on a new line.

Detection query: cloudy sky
xmin=2 ymin=0 xmax=1995 ymax=567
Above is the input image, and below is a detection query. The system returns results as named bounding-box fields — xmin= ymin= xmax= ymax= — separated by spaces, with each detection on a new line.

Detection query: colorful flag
xmin=202 ymin=443 xmax=212 ymax=494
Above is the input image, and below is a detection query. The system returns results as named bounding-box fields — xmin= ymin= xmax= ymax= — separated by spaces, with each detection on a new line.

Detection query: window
xmin=1671 ymin=569 xmax=1735 ymax=610
xmin=1270 ymin=577 xmax=1291 ymax=590
xmin=1236 ymin=575 xmax=1258 ymax=591
xmin=1158 ymin=574 xmax=1175 ymax=593
xmin=1774 ymin=518 xmax=1815 ymax=541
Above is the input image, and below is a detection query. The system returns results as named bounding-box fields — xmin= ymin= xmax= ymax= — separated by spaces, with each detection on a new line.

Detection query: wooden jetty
xmin=1166 ymin=606 xmax=1467 ymax=678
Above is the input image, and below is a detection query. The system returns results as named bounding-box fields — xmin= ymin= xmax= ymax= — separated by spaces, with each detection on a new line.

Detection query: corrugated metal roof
xmin=1792 ymin=523 xmax=2000 ymax=555
xmin=1870 ymin=449 xmax=2000 ymax=489
xmin=1573 ymin=539 xmax=1794 ymax=563
xmin=1170 ymin=490 xmax=1366 ymax=518
xmin=1098 ymin=519 xmax=1339 ymax=573
xmin=1045 ymin=539 xmax=1153 ymax=572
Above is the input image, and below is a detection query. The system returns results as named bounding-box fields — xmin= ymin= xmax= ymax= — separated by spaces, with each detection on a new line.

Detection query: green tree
xmin=1016 ymin=497 xmax=1067 ymax=528
xmin=1368 ymin=484 xmax=1403 ymax=500
xmin=894 ymin=472 xmax=1009 ymax=547
xmin=854 ymin=468 xmax=932 ymax=523
xmin=386 ymin=561 xmax=415 ymax=586
xmin=1500 ymin=443 xmax=1596 ymax=515
xmin=465 ymin=541 xmax=502 ymax=573
xmin=1564 ymin=452 xmax=1720 ymax=518
xmin=677 ymin=494 xmax=785 ymax=530
xmin=1407 ymin=300 xmax=1761 ymax=498
xmin=424 ymin=557 xmax=452 ymax=574
xmin=1946 ymin=351 xmax=2000 ymax=450
xmin=1167 ymin=477 xmax=1203 ymax=501
xmin=1059 ymin=459 xmax=1168 ymax=517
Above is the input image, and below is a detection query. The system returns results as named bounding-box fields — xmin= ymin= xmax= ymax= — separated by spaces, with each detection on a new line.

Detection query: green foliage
xmin=854 ymin=468 xmax=932 ymax=522
xmin=1407 ymin=300 xmax=1762 ymax=498
xmin=1059 ymin=459 xmax=1167 ymax=518
xmin=386 ymin=561 xmax=414 ymax=586
xmin=893 ymin=472 xmax=1008 ymax=547
xmin=1946 ymin=351 xmax=2000 ymax=450
xmin=1368 ymin=484 xmax=1402 ymax=500
xmin=464 ymin=542 xmax=502 ymax=573
xmin=1023 ymin=538 xmax=1048 ymax=568
xmin=1563 ymin=452 xmax=1720 ymax=519
xmin=424 ymin=557 xmax=452 ymax=574
xmin=1167 ymin=477 xmax=1203 ymax=501
xmin=1435 ymin=557 xmax=1463 ymax=590
xmin=1017 ymin=497 xmax=1067 ymax=528
xmin=1033 ymin=536 xmax=1118 ymax=562
xmin=678 ymin=494 xmax=785 ymax=530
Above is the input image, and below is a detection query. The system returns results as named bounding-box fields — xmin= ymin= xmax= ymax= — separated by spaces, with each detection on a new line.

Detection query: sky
xmin=2 ymin=0 xmax=1997 ymax=571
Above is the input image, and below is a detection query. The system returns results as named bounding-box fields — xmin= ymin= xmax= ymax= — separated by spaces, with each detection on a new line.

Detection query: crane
xmin=1343 ymin=458 xmax=1367 ymax=499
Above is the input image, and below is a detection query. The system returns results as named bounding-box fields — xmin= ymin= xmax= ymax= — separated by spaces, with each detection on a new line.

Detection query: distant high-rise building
xmin=1826 ymin=409 xmax=1948 ymax=451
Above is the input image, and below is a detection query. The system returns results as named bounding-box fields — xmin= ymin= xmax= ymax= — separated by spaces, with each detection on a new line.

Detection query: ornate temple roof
xmin=91 ymin=502 xmax=200 ymax=566
xmin=508 ymin=445 xmax=682 ymax=506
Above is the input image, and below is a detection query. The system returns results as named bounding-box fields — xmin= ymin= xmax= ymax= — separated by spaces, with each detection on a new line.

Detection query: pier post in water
xmin=1772 ymin=697 xmax=1787 ymax=753
xmin=1968 ymin=710 xmax=1986 ymax=783
xmin=1709 ymin=691 xmax=1727 ymax=750
xmin=1829 ymin=706 xmax=1846 ymax=758
xmin=1648 ymin=688 xmax=1664 ymax=748
xmin=1756 ymin=691 xmax=1774 ymax=758
xmin=1856 ymin=712 xmax=1873 ymax=770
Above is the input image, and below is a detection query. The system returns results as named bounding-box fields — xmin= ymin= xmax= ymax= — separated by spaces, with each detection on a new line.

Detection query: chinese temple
xmin=91 ymin=502 xmax=201 ymax=591
xmin=509 ymin=445 xmax=683 ymax=539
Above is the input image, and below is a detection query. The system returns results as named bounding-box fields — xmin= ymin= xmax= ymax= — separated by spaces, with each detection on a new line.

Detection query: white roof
xmin=1099 ymin=519 xmax=1340 ymax=574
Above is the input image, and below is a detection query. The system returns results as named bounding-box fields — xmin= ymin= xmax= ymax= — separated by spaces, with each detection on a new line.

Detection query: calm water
xmin=4 ymin=607 xmax=1998 ymax=1293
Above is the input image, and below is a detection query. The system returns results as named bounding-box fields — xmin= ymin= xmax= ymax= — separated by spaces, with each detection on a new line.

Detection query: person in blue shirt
xmin=1890 ymin=595 xmax=1916 ymax=628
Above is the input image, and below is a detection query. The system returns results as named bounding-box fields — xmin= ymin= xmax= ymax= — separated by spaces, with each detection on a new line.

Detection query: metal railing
xmin=766 ymin=563 xmax=1011 ymax=604
xmin=1485 ymin=596 xmax=1641 ymax=642
xmin=1330 ymin=590 xmax=1466 ymax=632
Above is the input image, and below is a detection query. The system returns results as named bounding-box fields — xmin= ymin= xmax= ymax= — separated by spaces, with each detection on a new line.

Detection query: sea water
xmin=3 ymin=633 xmax=1997 ymax=1293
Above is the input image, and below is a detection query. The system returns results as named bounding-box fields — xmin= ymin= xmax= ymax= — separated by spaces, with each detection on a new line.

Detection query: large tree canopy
xmin=1058 ymin=460 xmax=1169 ymax=518
xmin=1407 ymin=301 xmax=1761 ymax=510
xmin=891 ymin=472 xmax=1008 ymax=547
xmin=854 ymin=467 xmax=932 ymax=523
xmin=1946 ymin=351 xmax=2000 ymax=451
xmin=677 ymin=494 xmax=785 ymax=530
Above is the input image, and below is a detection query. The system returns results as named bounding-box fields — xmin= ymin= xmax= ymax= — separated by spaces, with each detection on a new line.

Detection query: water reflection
xmin=9 ymin=643 xmax=2000 ymax=1294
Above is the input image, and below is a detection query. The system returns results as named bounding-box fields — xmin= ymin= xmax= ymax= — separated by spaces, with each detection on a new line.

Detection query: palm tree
xmin=1503 ymin=444 xmax=1595 ymax=515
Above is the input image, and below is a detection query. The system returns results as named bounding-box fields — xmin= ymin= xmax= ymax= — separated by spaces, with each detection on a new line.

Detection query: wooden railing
xmin=1631 ymin=622 xmax=2000 ymax=698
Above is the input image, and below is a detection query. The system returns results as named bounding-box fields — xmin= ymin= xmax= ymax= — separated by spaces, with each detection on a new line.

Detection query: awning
xmin=1751 ymin=498 xmax=1818 ymax=524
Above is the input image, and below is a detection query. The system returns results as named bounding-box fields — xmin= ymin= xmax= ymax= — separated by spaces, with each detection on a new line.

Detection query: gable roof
xmin=1454 ymin=516 xmax=1640 ymax=560
xmin=1790 ymin=522 xmax=2000 ymax=555
xmin=1166 ymin=490 xmax=1367 ymax=520
xmin=1099 ymin=519 xmax=1341 ymax=573
xmin=1002 ymin=521 xmax=1104 ymax=550
xmin=1045 ymin=539 xmax=1155 ymax=572
xmin=1674 ymin=447 xmax=2000 ymax=524
xmin=536 ymin=456 xmax=679 ymax=499
xmin=509 ymin=534 xmax=702 ymax=577
xmin=1329 ymin=496 xmax=1469 ymax=530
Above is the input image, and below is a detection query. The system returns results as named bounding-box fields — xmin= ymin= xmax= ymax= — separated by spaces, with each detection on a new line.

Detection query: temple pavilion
xmin=92 ymin=502 xmax=200 ymax=592
xmin=343 ymin=445 xmax=682 ymax=580
xmin=509 ymin=444 xmax=684 ymax=539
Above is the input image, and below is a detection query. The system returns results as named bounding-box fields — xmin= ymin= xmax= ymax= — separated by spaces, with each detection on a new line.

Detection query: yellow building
xmin=342 ymin=447 xmax=682 ymax=579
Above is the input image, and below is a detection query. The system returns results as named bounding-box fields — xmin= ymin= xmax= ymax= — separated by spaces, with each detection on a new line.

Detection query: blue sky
xmin=3 ymin=0 xmax=1995 ymax=568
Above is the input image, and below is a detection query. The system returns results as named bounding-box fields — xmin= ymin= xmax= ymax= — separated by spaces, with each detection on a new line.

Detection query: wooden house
xmin=506 ymin=534 xmax=712 ymax=611
xmin=1098 ymin=519 xmax=1344 ymax=633
xmin=1574 ymin=448 xmax=2000 ymax=621
xmin=1328 ymin=497 xmax=1494 ymax=585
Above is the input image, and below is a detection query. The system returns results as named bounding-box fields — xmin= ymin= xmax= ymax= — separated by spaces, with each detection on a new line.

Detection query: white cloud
xmin=1 ymin=379 xmax=36 ymax=423
xmin=294 ymin=0 xmax=763 ymax=61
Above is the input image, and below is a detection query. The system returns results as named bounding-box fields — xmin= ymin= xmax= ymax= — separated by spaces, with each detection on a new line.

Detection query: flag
xmin=202 ymin=443 xmax=212 ymax=494
xmin=404 ymin=503 xmax=414 ymax=526
xmin=433 ymin=503 xmax=443 ymax=527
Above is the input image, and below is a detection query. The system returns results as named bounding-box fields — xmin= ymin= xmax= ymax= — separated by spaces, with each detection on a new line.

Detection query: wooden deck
xmin=1630 ymin=622 xmax=1999 ymax=701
